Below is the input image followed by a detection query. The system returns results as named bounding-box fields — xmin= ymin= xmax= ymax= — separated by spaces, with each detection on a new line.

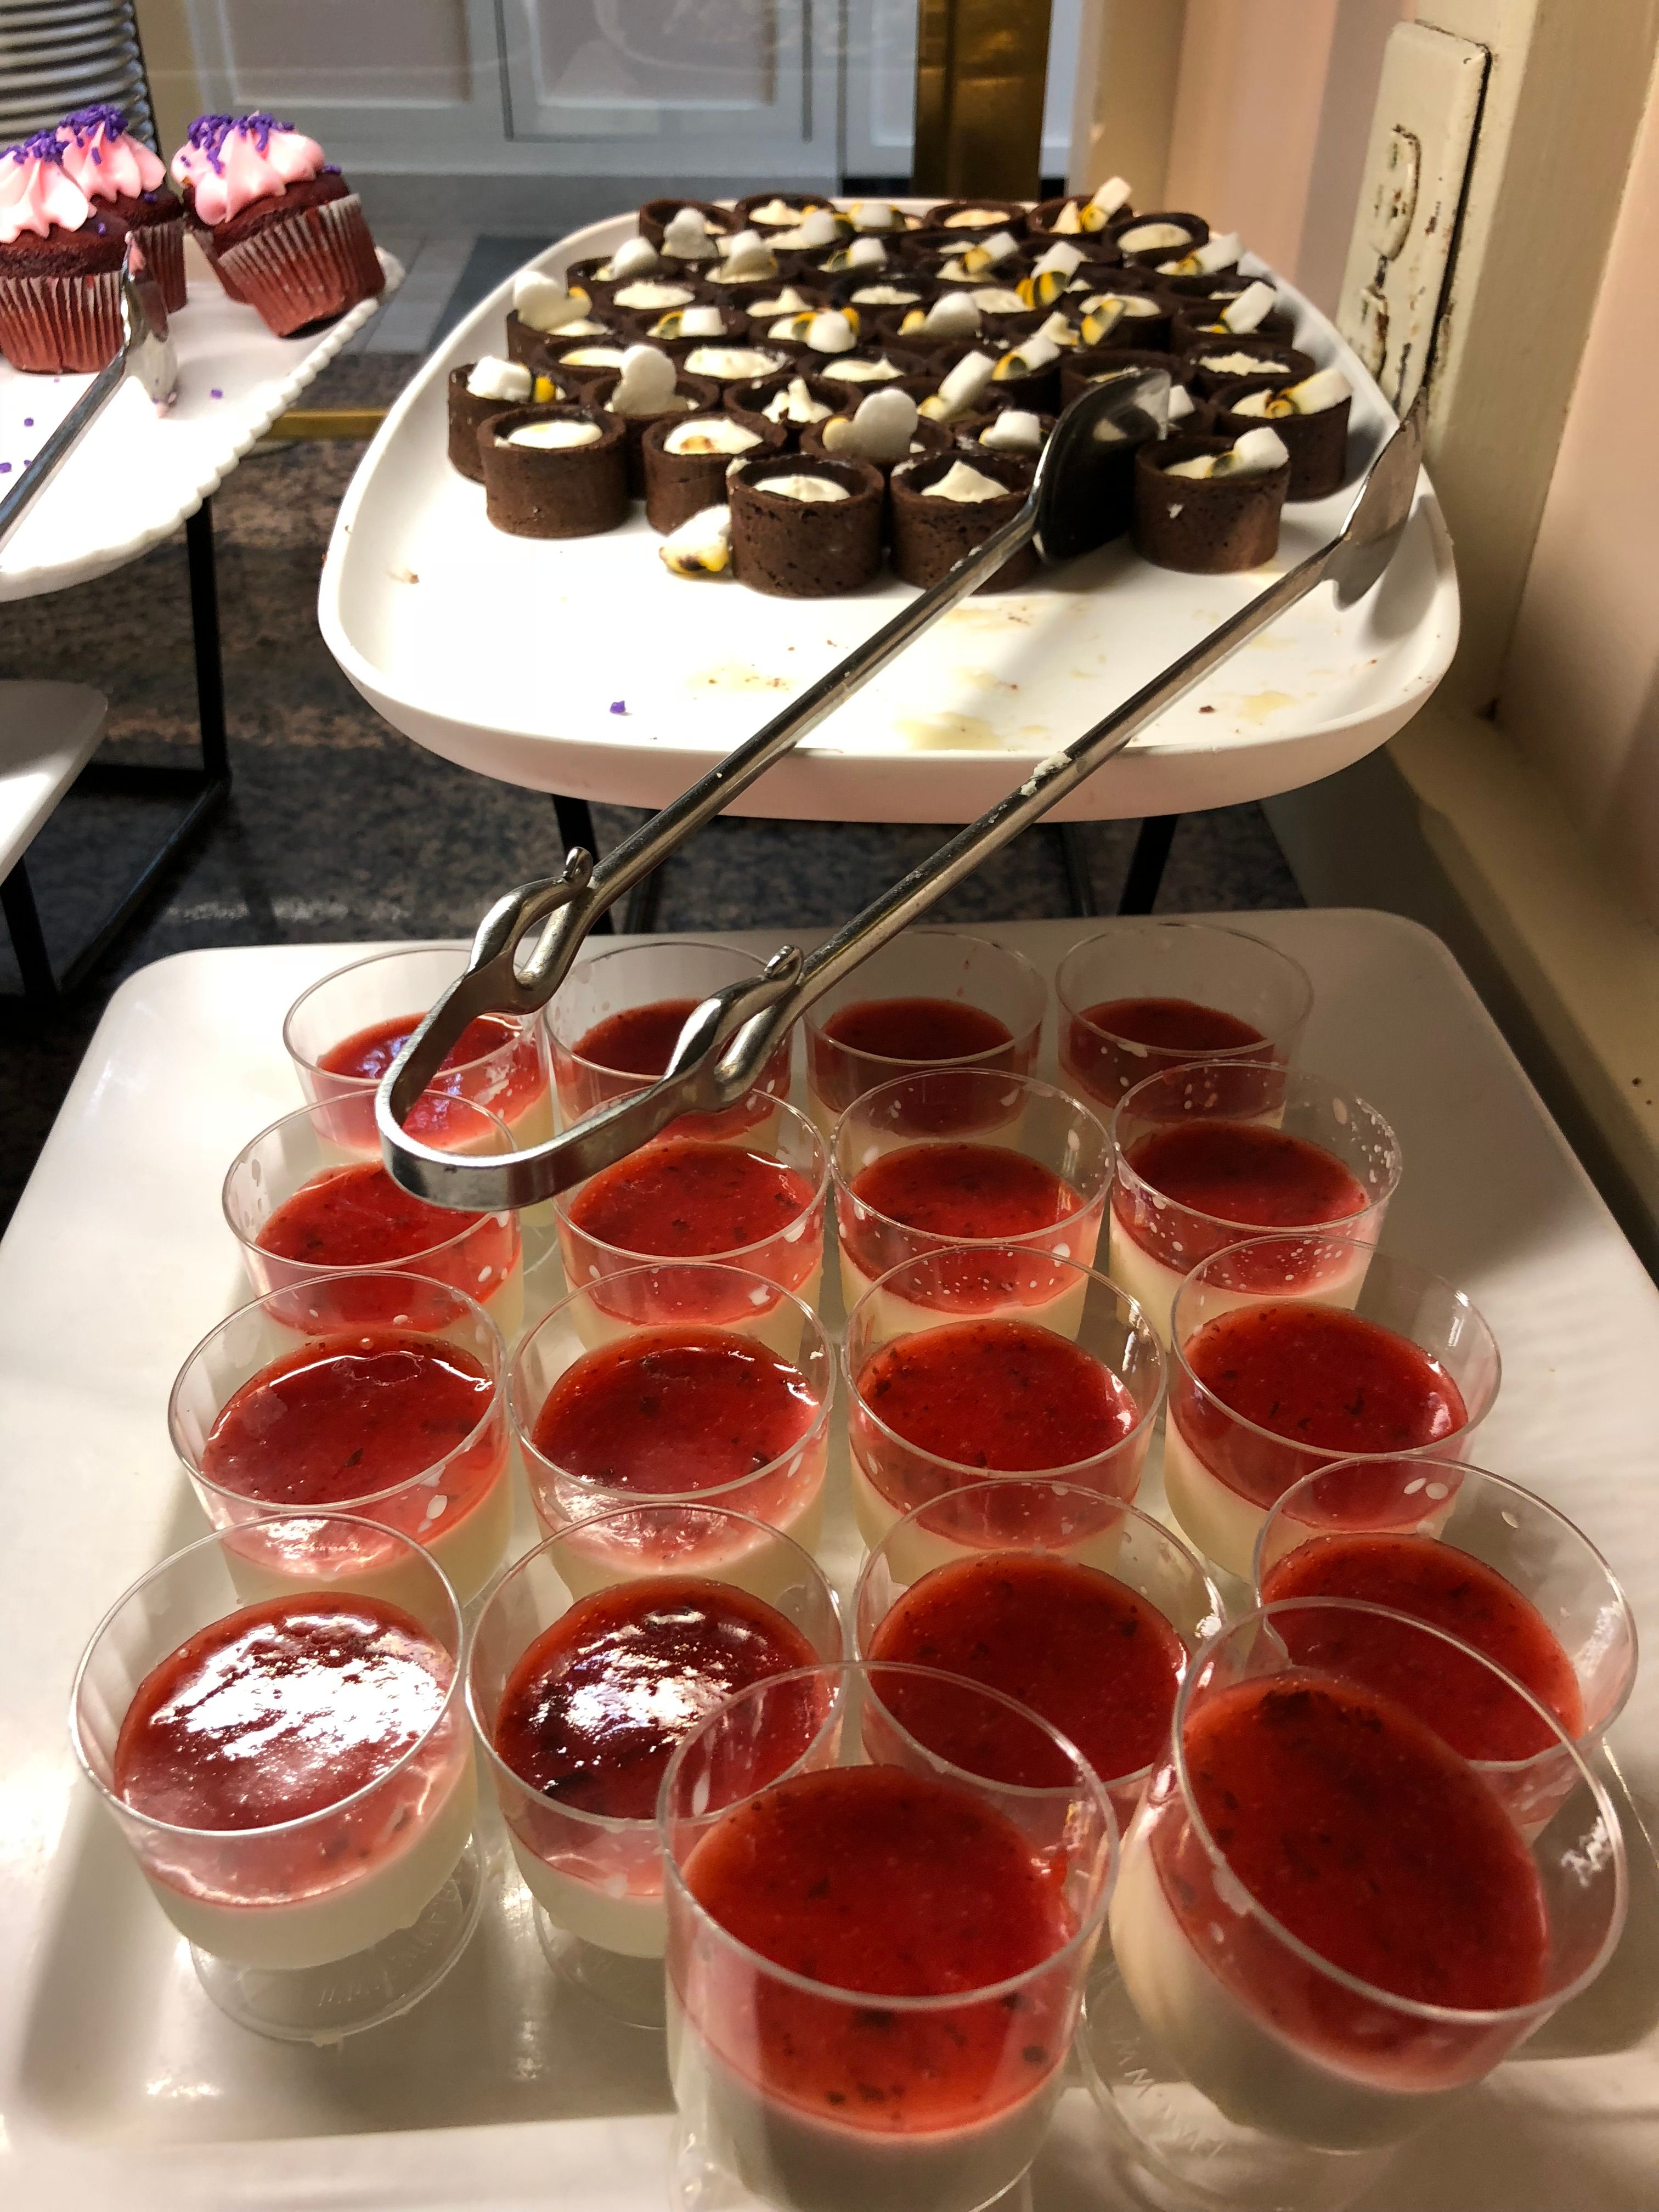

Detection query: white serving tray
xmin=318 ymin=207 xmax=1455 ymax=824
xmin=0 ymin=239 xmax=403 ymax=602
xmin=1 ymin=913 xmax=1655 ymax=2209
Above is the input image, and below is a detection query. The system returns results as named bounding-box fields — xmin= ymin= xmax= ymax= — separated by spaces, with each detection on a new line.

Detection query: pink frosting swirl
xmin=170 ymin=114 xmax=325 ymax=227
xmin=57 ymin=110 xmax=167 ymax=201
xmin=0 ymin=138 xmax=94 ymax=244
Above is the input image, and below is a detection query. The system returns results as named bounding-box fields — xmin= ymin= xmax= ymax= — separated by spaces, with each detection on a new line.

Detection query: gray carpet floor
xmin=0 ymin=352 xmax=1300 ymax=1231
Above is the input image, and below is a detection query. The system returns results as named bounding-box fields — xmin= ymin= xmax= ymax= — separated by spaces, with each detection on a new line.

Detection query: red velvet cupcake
xmin=55 ymin=106 xmax=186 ymax=313
xmin=170 ymin=113 xmax=382 ymax=335
xmin=0 ymin=132 xmax=131 ymax=372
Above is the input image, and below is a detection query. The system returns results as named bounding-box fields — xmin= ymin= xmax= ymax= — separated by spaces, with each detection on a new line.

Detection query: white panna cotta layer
xmin=222 ymin=1462 xmax=514 ymax=1613
xmin=1110 ymin=1808 xmax=1452 ymax=2151
xmin=1108 ymin=1214 xmax=1373 ymax=1347
xmin=667 ymin=1988 xmax=1063 ymax=2212
xmin=838 ymin=1251 xmax=1091 ymax=1346
xmin=550 ymin=1477 xmax=826 ymax=1602
xmin=509 ymin=1829 xmax=665 ymax=1957
xmin=556 ymin=1251 xmax=825 ymax=1359
xmin=140 ymin=1759 xmax=477 ymax=1972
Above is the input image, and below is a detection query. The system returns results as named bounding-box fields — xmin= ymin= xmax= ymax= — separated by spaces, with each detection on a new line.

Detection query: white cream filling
xmin=761 ymin=376 xmax=833 ymax=424
xmin=614 ymin=279 xmax=694 ymax=311
xmin=663 ymin=416 xmax=759 ymax=455
xmin=822 ymin=356 xmax=903 ymax=381
xmin=560 ymin=346 xmax=629 ymax=369
xmin=685 ymin=346 xmax=787 ymax=379
xmin=1119 ymin=220 xmax=1194 ymax=252
xmin=747 ymin=198 xmax=816 ymax=227
xmin=850 ymin=282 xmax=919 ymax=307
xmin=970 ymin=286 xmax=1028 ymax=314
xmin=1081 ymin=291 xmax=1159 ymax=318
xmin=505 ymin=419 xmax=602 ymax=449
xmin=754 ymin=472 xmax=851 ymax=503
xmin=920 ymin=459 xmax=1007 ymax=503
xmin=944 ymin=207 xmax=1008 ymax=227
xmin=1198 ymin=349 xmax=1294 ymax=376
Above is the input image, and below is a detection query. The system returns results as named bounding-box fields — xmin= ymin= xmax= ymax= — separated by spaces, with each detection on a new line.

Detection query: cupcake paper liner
xmin=131 ymin=217 xmax=188 ymax=316
xmin=218 ymin=191 xmax=385 ymax=338
xmin=0 ymin=266 xmax=122 ymax=374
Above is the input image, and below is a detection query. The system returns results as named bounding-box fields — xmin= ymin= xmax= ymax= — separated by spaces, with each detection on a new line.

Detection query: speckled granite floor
xmin=0 ymin=352 xmax=1300 ymax=1231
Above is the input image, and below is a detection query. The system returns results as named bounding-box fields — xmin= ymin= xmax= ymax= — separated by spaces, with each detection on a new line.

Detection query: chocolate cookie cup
xmin=479 ymin=405 xmax=628 ymax=538
xmin=889 ymin=451 xmax=1038 ymax=590
xmin=639 ymin=198 xmax=737 ymax=252
xmin=535 ymin=336 xmax=636 ymax=386
xmin=1212 ymin=376 xmax=1351 ymax=500
xmin=727 ymin=371 xmax=844 ymax=449
xmin=447 ymin=362 xmax=570 ymax=479
xmin=1069 ymin=287 xmax=1177 ymax=352
xmin=642 ymin=409 xmax=785 ymax=533
xmin=1182 ymin=337 xmax=1316 ymax=400
xmin=1109 ymin=210 xmax=1210 ymax=265
xmin=587 ymin=366 xmax=721 ymax=495
xmin=733 ymin=191 xmax=841 ymax=232
xmin=799 ymin=410 xmax=950 ymax=477
xmin=729 ymin=455 xmax=884 ymax=595
xmin=1171 ymin=302 xmax=1296 ymax=352
xmin=1132 ymin=433 xmax=1290 ymax=572
xmin=978 ymin=337 xmax=1065 ymax=415
xmin=919 ymin=199 xmax=1030 ymax=239
xmin=1059 ymin=345 xmax=1192 ymax=409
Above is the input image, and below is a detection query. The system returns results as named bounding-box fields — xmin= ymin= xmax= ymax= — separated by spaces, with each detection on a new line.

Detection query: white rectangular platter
xmin=319 ymin=206 xmax=1457 ymax=825
xmin=0 ymin=240 xmax=402 ymax=602
xmin=1 ymin=912 xmax=1655 ymax=2209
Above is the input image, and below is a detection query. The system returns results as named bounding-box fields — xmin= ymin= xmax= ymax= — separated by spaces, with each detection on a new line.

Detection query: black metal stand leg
xmin=1117 ymin=815 xmax=1179 ymax=916
xmin=3 ymin=499 xmax=234 ymax=1004
xmin=622 ymin=868 xmax=663 ymax=934
xmin=551 ymin=794 xmax=615 ymax=933
xmin=186 ymin=499 xmax=229 ymax=781
xmin=1 ymin=857 xmax=58 ymax=1007
xmin=1053 ymin=823 xmax=1096 ymax=917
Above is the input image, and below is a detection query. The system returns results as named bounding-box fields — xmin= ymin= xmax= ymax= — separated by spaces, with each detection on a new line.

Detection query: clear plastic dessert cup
xmin=661 ymin=1659 xmax=1118 ymax=2212
xmin=803 ymin=927 xmax=1046 ymax=1142
xmin=833 ymin=1067 xmax=1111 ymax=1327
xmin=1057 ymin=920 xmax=1313 ymax=1115
xmin=223 ymin=1096 xmax=525 ymax=1341
xmin=1165 ymin=1236 xmax=1501 ymax=1581
xmin=169 ymin=1272 xmax=512 ymax=1609
xmin=845 ymin=1245 xmax=1166 ymax=1550
xmin=1255 ymin=1456 xmax=1638 ymax=1826
xmin=283 ymin=943 xmax=554 ymax=1156
xmin=468 ymin=1506 xmax=841 ymax=2022
xmin=70 ymin=1516 xmax=479 ymax=2042
xmin=854 ymin=1477 xmax=1223 ymax=1826
xmin=1109 ymin=1060 xmax=1403 ymax=1344
xmin=554 ymin=1096 xmax=828 ymax=1328
xmin=1085 ymin=1602 xmax=1626 ymax=2209
xmin=512 ymin=1262 xmax=833 ymax=1571
xmin=546 ymin=939 xmax=794 ymax=1144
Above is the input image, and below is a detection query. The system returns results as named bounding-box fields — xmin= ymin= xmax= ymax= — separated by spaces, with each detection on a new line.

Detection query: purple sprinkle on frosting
xmin=609 ymin=700 xmax=627 ymax=714
xmin=58 ymin=104 xmax=130 ymax=158
xmin=21 ymin=417 xmax=32 ymax=427
xmin=7 ymin=131 xmax=66 ymax=167
xmin=210 ymin=387 xmax=223 ymax=399
xmin=0 ymin=463 xmax=10 ymax=476
xmin=185 ymin=111 xmax=296 ymax=173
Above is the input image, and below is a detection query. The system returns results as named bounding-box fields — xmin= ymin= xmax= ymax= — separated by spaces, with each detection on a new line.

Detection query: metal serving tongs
xmin=0 ymin=235 xmax=177 ymax=557
xmin=380 ymin=376 xmax=1427 ymax=1212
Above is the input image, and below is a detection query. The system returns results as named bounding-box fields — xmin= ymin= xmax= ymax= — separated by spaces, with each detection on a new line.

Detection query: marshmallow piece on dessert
xmin=514 ymin=270 xmax=587 ymax=332
xmin=1221 ymin=279 xmax=1277 ymax=335
xmin=992 ymin=329 xmax=1060 ymax=379
xmin=922 ymin=460 xmax=1007 ymax=503
xmin=660 ymin=504 xmax=733 ymax=575
xmin=1036 ymin=308 xmax=1074 ymax=346
xmin=804 ymin=309 xmax=857 ymax=354
xmin=611 ymin=235 xmax=659 ymax=279
xmin=774 ymin=208 xmax=842 ymax=250
xmin=1085 ymin=176 xmax=1132 ymax=223
xmin=919 ymin=349 xmax=997 ymax=421
xmin=466 ymin=356 xmax=533 ymax=401
xmin=1080 ymin=299 xmax=1126 ymax=346
xmin=972 ymin=285 xmax=1028 ymax=314
xmin=718 ymin=229 xmax=777 ymax=279
xmin=850 ymin=200 xmax=895 ymax=231
xmin=1231 ymin=366 xmax=1351 ymax=417
xmin=1165 ymin=427 xmax=1290 ymax=480
xmin=921 ymin=291 xmax=980 ymax=337
xmin=1166 ymin=385 xmax=1197 ymax=423
xmin=1032 ymin=240 xmax=1084 ymax=281
xmin=677 ymin=304 xmax=726 ymax=338
xmin=611 ymin=343 xmax=679 ymax=415
xmin=747 ymin=197 xmax=815 ymax=227
xmin=751 ymin=284 xmax=809 ymax=314
xmin=979 ymin=408 xmax=1043 ymax=453
xmin=663 ymin=206 xmax=717 ymax=259
xmin=845 ymin=235 xmax=887 ymax=268
xmin=824 ymin=387 xmax=918 ymax=463
xmin=961 ymin=229 xmax=1020 ymax=274
xmin=1161 ymin=230 xmax=1242 ymax=277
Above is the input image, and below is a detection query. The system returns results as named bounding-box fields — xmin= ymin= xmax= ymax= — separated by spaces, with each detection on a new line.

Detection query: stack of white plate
xmin=0 ymin=0 xmax=156 ymax=154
